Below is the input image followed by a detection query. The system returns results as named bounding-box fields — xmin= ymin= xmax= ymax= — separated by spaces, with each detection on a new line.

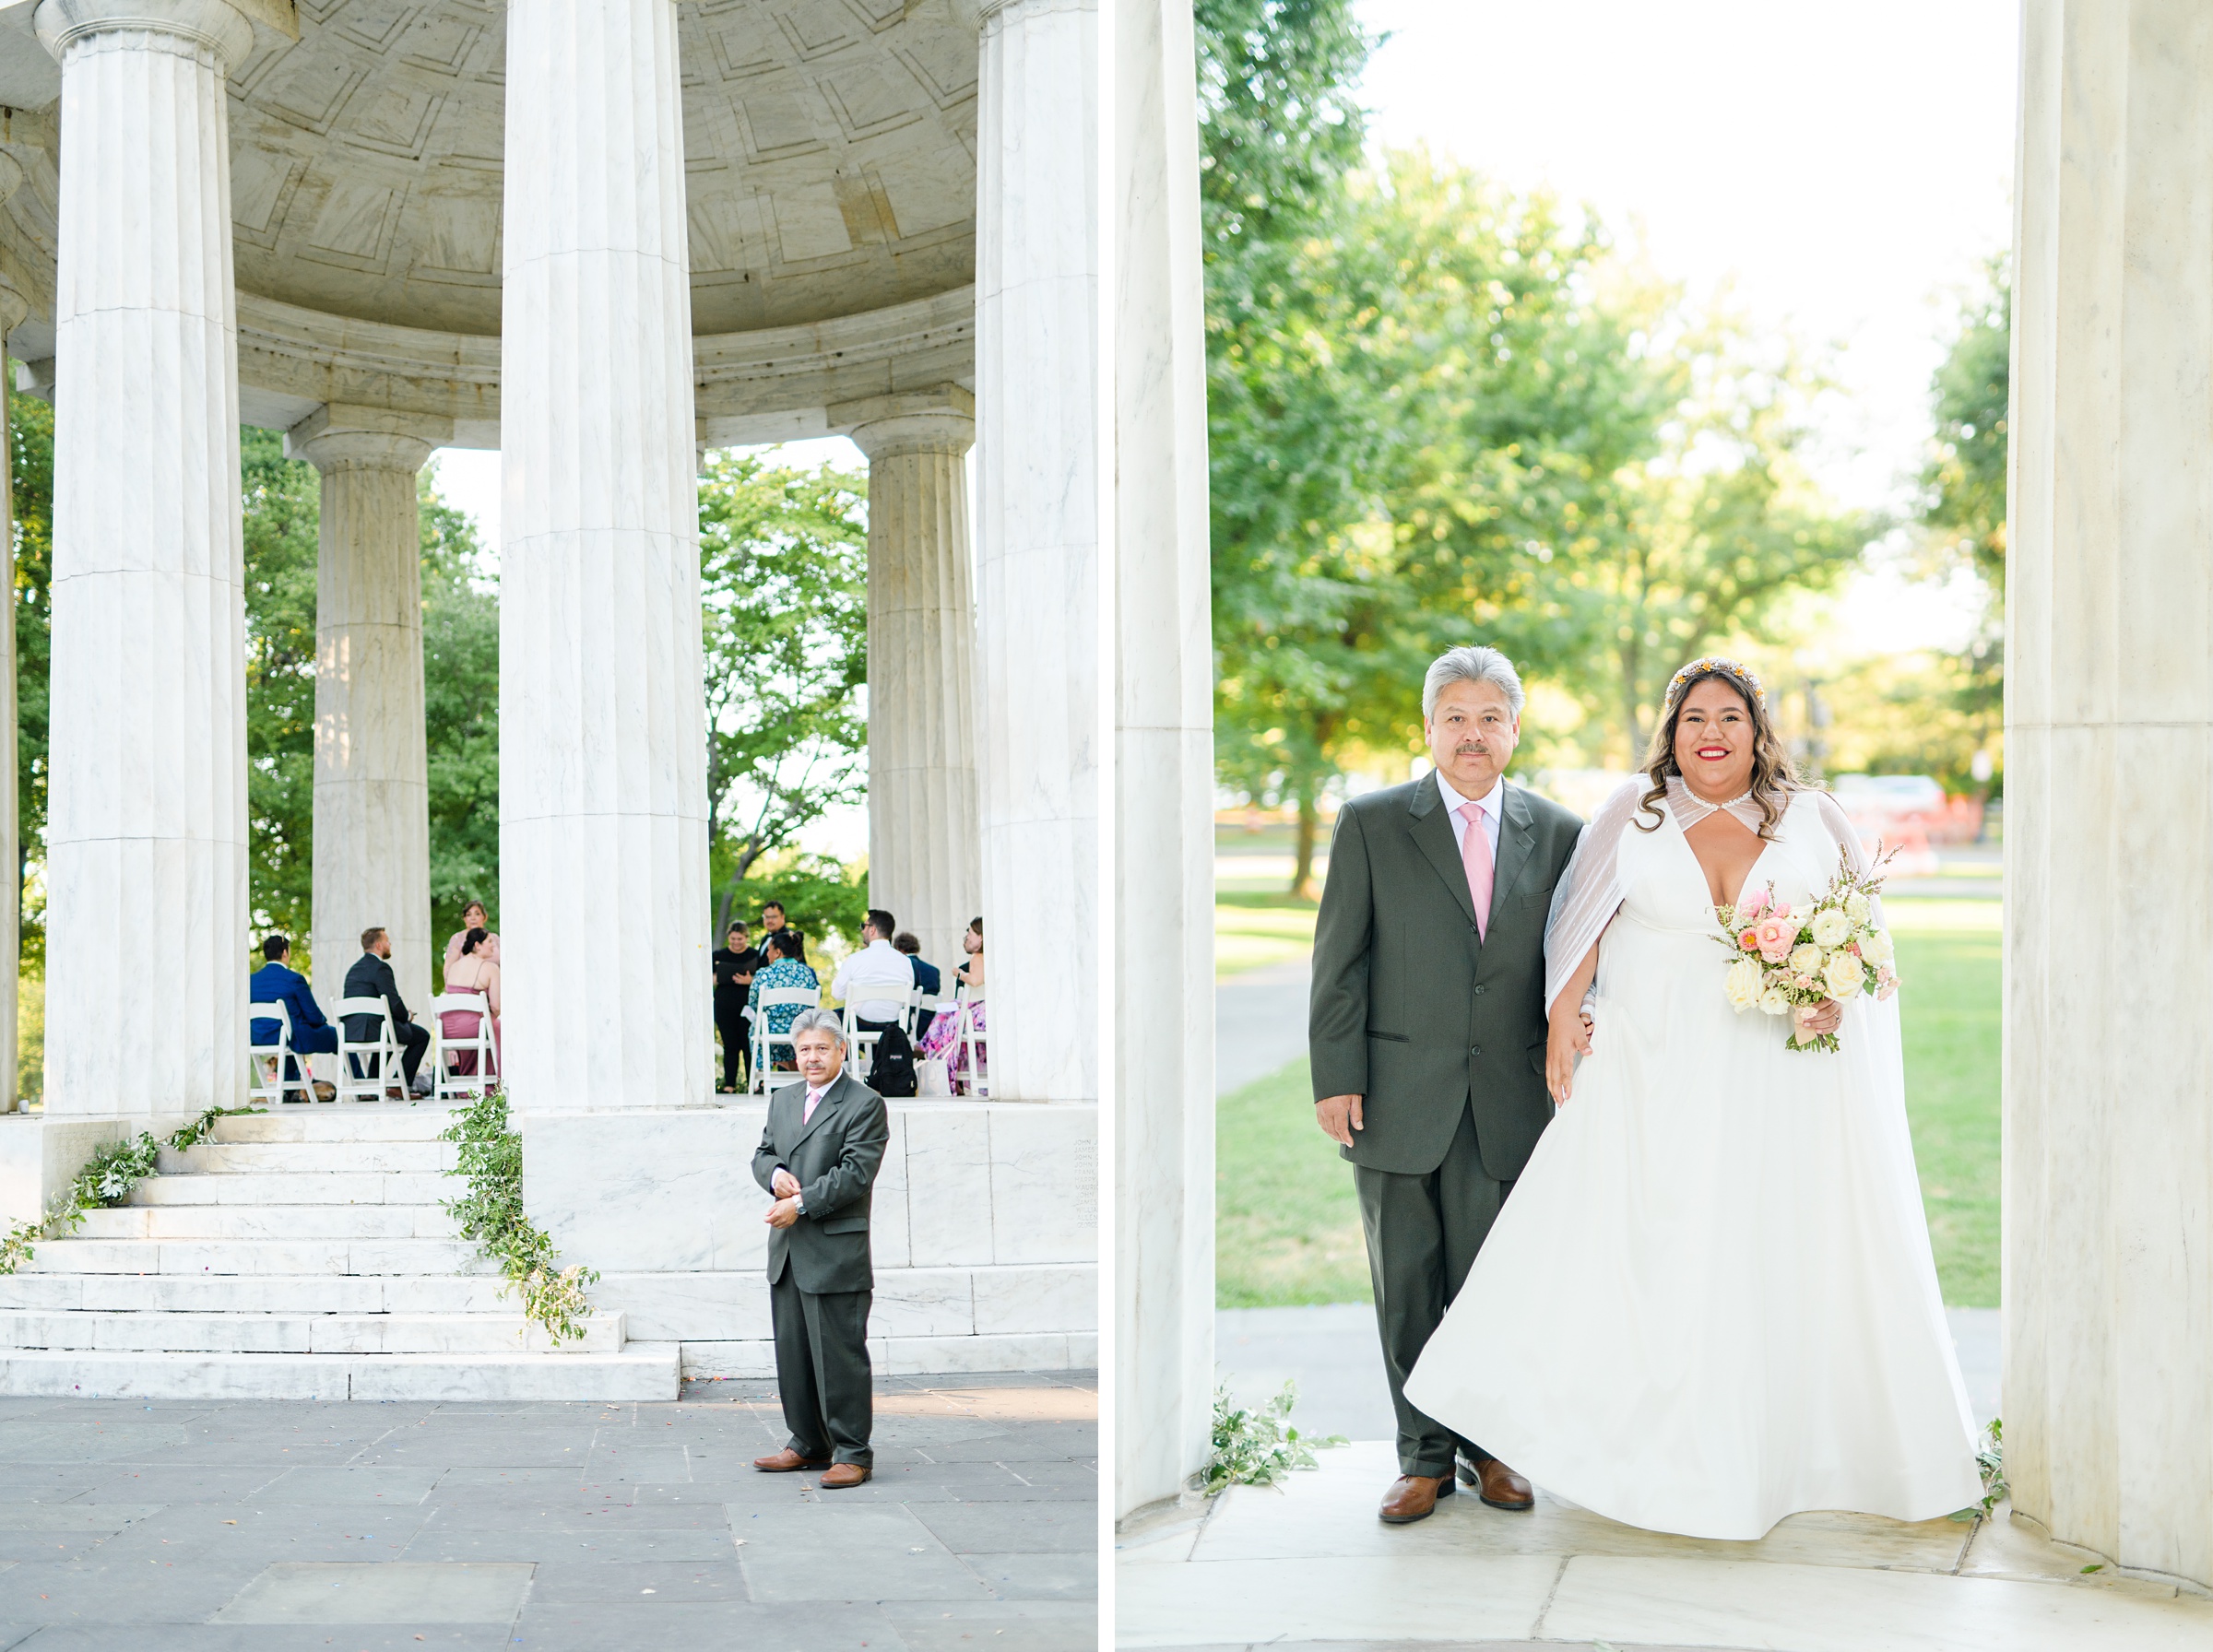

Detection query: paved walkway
xmin=1118 ymin=1438 xmax=2213 ymax=1651
xmin=0 ymin=1370 xmax=1095 ymax=1649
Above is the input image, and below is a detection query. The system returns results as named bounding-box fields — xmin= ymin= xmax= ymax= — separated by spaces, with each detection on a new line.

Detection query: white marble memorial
xmin=0 ymin=0 xmax=1142 ymax=1396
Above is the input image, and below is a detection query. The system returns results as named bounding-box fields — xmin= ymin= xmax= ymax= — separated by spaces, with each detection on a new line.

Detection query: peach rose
xmin=1754 ymin=915 xmax=1797 ymax=964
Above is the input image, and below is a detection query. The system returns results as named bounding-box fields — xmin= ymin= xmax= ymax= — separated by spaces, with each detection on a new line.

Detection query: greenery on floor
xmin=1202 ymin=1378 xmax=1347 ymax=1494
xmin=1215 ymin=890 xmax=1319 ymax=981
xmin=1215 ymin=894 xmax=2002 ymax=1308
xmin=440 ymin=1090 xmax=598 ymax=1341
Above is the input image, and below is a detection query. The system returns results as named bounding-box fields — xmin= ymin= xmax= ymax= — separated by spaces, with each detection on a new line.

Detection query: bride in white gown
xmin=1402 ymin=656 xmax=1982 ymax=1540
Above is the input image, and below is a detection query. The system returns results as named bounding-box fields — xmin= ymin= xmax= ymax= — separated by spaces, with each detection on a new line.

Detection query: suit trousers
xmin=715 ymin=998 xmax=750 ymax=1089
xmin=769 ymin=1271 xmax=874 ymax=1467
xmin=1355 ymin=1100 xmax=1513 ymax=1479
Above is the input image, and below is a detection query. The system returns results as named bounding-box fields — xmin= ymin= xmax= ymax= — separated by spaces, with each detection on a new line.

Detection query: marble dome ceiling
xmin=0 ymin=0 xmax=980 ymax=340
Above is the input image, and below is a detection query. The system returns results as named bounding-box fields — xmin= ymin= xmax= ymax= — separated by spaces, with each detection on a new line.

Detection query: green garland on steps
xmin=438 ymin=1090 xmax=598 ymax=1343
xmin=0 ymin=1105 xmax=262 ymax=1276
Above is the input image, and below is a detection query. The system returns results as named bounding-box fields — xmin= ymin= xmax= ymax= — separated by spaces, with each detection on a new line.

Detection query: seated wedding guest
xmin=747 ymin=929 xmax=820 ymax=1069
xmin=440 ymin=926 xmax=502 ymax=1081
xmin=443 ymin=900 xmax=501 ymax=970
xmin=249 ymin=934 xmax=336 ymax=1102
xmin=918 ymin=917 xmax=986 ymax=1094
xmin=832 ymin=910 xmax=915 ymax=1028
xmin=714 ymin=921 xmax=763 ymax=1093
xmin=344 ymin=926 xmax=432 ymax=1097
xmin=892 ymin=931 xmax=941 ymax=998
xmin=759 ymin=900 xmax=807 ymax=964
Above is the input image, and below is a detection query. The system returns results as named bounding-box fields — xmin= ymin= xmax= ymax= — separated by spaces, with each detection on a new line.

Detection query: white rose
xmin=1845 ymin=892 xmax=1872 ymax=924
xmin=1723 ymin=958 xmax=1763 ymax=1011
xmin=1757 ymin=987 xmax=1791 ymax=1016
xmin=1823 ymin=951 xmax=1865 ymax=998
xmin=1789 ymin=943 xmax=1825 ymax=976
xmin=1861 ymin=928 xmax=1895 ymax=967
xmin=1811 ymin=908 xmax=1852 ymax=948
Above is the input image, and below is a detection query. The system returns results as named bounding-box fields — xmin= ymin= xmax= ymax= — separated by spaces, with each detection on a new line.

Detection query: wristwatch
xmin=792 ymin=1194 xmax=805 ymax=1214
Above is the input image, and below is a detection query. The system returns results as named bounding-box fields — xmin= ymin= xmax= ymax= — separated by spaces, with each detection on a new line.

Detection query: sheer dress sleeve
xmin=1542 ymin=778 xmax=1652 ymax=1015
xmin=1811 ymin=788 xmax=1886 ymax=927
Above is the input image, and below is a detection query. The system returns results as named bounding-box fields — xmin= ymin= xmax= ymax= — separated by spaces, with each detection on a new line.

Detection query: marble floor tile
xmin=1117 ymin=1554 xmax=1564 ymax=1647
xmin=1542 ymin=1554 xmax=2213 ymax=1651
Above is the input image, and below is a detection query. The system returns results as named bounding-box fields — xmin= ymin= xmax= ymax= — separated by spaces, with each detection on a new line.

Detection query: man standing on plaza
xmin=1308 ymin=645 xmax=1584 ymax=1525
xmin=751 ymin=1009 xmax=889 ymax=1488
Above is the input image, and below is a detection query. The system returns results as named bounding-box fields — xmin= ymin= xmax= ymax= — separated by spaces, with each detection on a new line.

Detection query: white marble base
xmin=684 ymin=1329 xmax=1096 ymax=1379
xmin=0 ymin=1115 xmax=129 ymax=1225
xmin=526 ymin=1099 xmax=1097 ymax=1372
xmin=0 ymin=1344 xmax=677 ymax=1402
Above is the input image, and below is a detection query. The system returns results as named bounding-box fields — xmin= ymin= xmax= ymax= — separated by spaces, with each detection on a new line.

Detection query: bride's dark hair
xmin=1634 ymin=656 xmax=1798 ymax=839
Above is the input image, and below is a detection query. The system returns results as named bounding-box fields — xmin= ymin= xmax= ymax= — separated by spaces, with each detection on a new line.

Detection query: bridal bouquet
xmin=1715 ymin=844 xmax=1899 ymax=1053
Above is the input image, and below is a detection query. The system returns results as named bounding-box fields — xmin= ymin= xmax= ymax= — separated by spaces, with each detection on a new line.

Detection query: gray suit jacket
xmin=750 ymin=1069 xmax=890 ymax=1295
xmin=1309 ymin=773 xmax=1583 ymax=1179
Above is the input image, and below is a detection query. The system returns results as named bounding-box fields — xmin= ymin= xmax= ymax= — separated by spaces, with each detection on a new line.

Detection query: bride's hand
xmin=1545 ymin=1009 xmax=1591 ymax=1105
xmin=1798 ymin=998 xmax=1842 ymax=1037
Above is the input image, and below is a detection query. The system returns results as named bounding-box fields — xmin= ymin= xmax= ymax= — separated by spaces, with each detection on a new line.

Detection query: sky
xmin=431 ymin=0 xmax=2020 ymax=657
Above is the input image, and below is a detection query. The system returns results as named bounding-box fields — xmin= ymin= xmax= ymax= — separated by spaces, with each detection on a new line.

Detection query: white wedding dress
xmin=1402 ymin=777 xmax=1982 ymax=1540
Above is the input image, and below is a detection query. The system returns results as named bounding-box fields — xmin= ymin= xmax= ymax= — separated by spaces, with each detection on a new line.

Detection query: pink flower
xmin=1754 ymin=916 xmax=1797 ymax=964
xmin=1737 ymin=928 xmax=1760 ymax=951
xmin=1736 ymin=888 xmax=1771 ymax=923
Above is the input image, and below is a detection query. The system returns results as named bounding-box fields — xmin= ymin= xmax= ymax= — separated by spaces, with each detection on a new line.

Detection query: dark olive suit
xmin=1309 ymin=772 xmax=1583 ymax=1477
xmin=751 ymin=1069 xmax=889 ymax=1467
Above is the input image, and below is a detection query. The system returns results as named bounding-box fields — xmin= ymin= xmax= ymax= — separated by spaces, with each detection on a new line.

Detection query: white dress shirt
xmin=1434 ymin=771 xmax=1505 ymax=867
xmin=832 ymin=938 xmax=915 ymax=1023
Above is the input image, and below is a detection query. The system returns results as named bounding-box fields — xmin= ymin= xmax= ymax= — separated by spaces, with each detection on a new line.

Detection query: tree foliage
xmin=419 ymin=469 xmax=500 ymax=940
xmin=10 ymin=389 xmax=50 ymax=962
xmin=696 ymin=451 xmax=869 ymax=938
xmin=240 ymin=429 xmax=319 ymax=939
xmin=1922 ymin=255 xmax=2009 ymax=595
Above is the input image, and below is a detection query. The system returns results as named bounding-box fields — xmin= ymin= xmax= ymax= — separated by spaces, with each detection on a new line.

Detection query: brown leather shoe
xmin=818 ymin=1462 xmax=872 ymax=1489
xmin=1458 ymin=1455 xmax=1534 ymax=1510
xmin=1377 ymin=1472 xmax=1453 ymax=1524
xmin=752 ymin=1447 xmax=830 ymax=1472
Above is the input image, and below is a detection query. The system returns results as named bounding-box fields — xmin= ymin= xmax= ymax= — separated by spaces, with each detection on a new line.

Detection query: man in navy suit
xmin=250 ymin=935 xmax=337 ymax=1101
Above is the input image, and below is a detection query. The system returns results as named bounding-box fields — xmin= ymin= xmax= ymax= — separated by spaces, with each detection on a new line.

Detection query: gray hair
xmin=1423 ymin=645 xmax=1526 ymax=720
xmin=787 ymin=1009 xmax=846 ymax=1049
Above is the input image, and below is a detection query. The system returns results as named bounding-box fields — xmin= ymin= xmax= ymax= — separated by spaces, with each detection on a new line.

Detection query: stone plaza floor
xmin=1117 ymin=1438 xmax=2213 ymax=1652
xmin=0 ymin=1370 xmax=1096 ymax=1649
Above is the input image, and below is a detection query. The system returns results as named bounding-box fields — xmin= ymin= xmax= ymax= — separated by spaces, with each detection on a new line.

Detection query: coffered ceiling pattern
xmin=205 ymin=0 xmax=978 ymax=336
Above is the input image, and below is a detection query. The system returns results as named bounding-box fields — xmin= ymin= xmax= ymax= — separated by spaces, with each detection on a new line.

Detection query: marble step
xmin=72 ymin=1204 xmax=461 ymax=1242
xmin=127 ymin=1171 xmax=454 ymax=1207
xmin=213 ymin=1108 xmax=462 ymax=1144
xmin=12 ymin=1237 xmax=497 ymax=1277
xmin=0 ymin=1271 xmax=520 ymax=1315
xmin=0 ymin=1308 xmax=625 ymax=1355
xmin=162 ymin=1140 xmax=458 ymax=1175
xmin=0 ymin=1344 xmax=680 ymax=1402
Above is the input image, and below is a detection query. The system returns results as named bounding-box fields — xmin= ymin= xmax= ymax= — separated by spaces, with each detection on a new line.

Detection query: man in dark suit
xmin=1310 ymin=645 xmax=1584 ymax=1526
xmin=249 ymin=934 xmax=337 ymax=1102
xmin=342 ymin=926 xmax=431 ymax=1097
xmin=750 ymin=1009 xmax=890 ymax=1489
xmin=892 ymin=932 xmax=941 ymax=998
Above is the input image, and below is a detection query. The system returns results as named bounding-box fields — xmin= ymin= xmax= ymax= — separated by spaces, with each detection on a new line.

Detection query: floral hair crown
xmin=1666 ymin=655 xmax=1767 ymax=709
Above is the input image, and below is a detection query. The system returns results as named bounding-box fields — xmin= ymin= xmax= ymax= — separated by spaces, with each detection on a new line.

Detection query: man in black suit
xmin=750 ymin=1009 xmax=889 ymax=1489
xmin=343 ymin=926 xmax=432 ymax=1097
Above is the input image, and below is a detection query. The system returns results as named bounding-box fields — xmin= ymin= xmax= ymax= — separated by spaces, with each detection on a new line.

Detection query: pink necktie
xmin=1459 ymin=800 xmax=1493 ymax=940
xmin=802 ymin=1088 xmax=823 ymax=1126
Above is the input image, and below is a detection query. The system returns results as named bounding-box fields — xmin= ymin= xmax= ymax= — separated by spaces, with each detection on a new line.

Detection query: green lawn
xmin=1215 ymin=894 xmax=2002 ymax=1308
xmin=1214 ymin=890 xmax=1319 ymax=981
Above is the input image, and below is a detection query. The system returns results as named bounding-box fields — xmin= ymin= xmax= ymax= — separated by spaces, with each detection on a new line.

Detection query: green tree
xmin=1918 ymin=256 xmax=2008 ymax=747
xmin=10 ymin=389 xmax=51 ymax=963
xmin=420 ymin=465 xmax=500 ymax=940
xmin=696 ymin=451 xmax=869 ymax=938
xmin=240 ymin=428 xmax=319 ymax=938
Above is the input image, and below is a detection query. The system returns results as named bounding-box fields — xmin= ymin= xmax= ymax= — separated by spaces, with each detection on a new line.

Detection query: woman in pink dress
xmin=439 ymin=926 xmax=502 ymax=1084
xmin=917 ymin=917 xmax=987 ymax=1094
xmin=443 ymin=900 xmax=502 ymax=973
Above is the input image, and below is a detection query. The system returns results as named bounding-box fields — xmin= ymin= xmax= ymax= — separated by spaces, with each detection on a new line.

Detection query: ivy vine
xmin=438 ymin=1091 xmax=598 ymax=1343
xmin=0 ymin=1105 xmax=262 ymax=1276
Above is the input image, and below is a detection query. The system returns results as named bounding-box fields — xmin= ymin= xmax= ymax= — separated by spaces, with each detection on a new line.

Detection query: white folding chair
xmin=750 ymin=986 xmax=821 ymax=1092
xmin=907 ymin=990 xmax=941 ymax=1041
xmin=956 ymin=996 xmax=988 ymax=1099
xmin=840 ymin=998 xmax=885 ymax=1071
xmin=334 ymin=996 xmax=401 ymax=1103
xmin=246 ymin=997 xmax=296 ymax=1105
xmin=429 ymin=993 xmax=499 ymax=1102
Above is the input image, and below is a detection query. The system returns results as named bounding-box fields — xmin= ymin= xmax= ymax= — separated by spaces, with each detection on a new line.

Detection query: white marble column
xmin=846 ymin=394 xmax=981 ymax=974
xmin=35 ymin=0 xmax=254 ymax=1121
xmin=2007 ymin=0 xmax=2213 ymax=1586
xmin=961 ymin=0 xmax=1101 ymax=1105
xmin=1112 ymin=0 xmax=1216 ymax=1522
xmin=0 ymin=153 xmax=25 ymax=1115
xmin=500 ymin=0 xmax=708 ymax=1111
xmin=287 ymin=407 xmax=444 ymax=1011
